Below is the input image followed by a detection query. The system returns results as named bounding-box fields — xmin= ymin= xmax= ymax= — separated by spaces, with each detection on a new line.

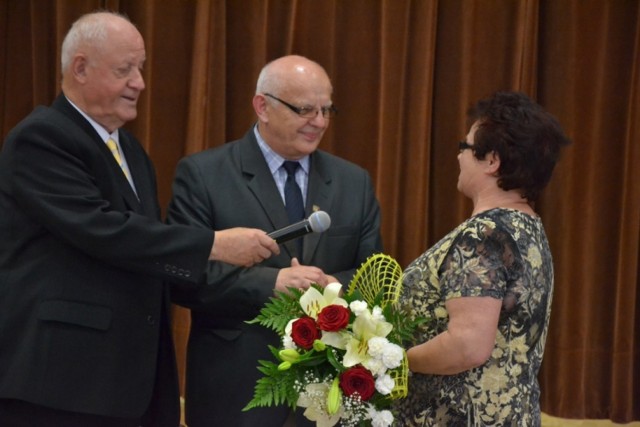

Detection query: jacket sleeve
xmin=1 ymin=108 xmax=213 ymax=283
xmin=166 ymin=154 xmax=281 ymax=316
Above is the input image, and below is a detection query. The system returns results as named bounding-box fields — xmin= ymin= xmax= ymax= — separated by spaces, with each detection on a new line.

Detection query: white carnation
xmin=367 ymin=406 xmax=394 ymax=427
xmin=381 ymin=342 xmax=404 ymax=369
xmin=282 ymin=319 xmax=297 ymax=349
xmin=363 ymin=357 xmax=386 ymax=377
xmin=374 ymin=373 xmax=395 ymax=395
xmin=282 ymin=334 xmax=296 ymax=350
xmin=367 ymin=336 xmax=389 ymax=358
xmin=349 ymin=300 xmax=368 ymax=316
xmin=371 ymin=306 xmax=385 ymax=322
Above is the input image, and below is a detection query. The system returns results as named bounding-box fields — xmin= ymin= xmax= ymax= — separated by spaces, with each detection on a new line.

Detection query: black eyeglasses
xmin=458 ymin=141 xmax=474 ymax=152
xmin=264 ymin=93 xmax=337 ymax=119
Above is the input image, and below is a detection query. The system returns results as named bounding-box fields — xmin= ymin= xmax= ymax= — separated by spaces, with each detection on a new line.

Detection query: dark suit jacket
xmin=167 ymin=128 xmax=383 ymax=427
xmin=0 ymin=95 xmax=213 ymax=424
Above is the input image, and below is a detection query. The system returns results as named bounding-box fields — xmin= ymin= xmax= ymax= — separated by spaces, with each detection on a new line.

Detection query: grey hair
xmin=60 ymin=11 xmax=131 ymax=72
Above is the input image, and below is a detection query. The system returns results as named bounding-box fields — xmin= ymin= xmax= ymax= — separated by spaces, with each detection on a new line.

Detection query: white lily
xmin=297 ymin=382 xmax=343 ymax=427
xmin=343 ymin=307 xmax=393 ymax=367
xmin=321 ymin=330 xmax=349 ymax=350
xmin=299 ymin=282 xmax=348 ymax=319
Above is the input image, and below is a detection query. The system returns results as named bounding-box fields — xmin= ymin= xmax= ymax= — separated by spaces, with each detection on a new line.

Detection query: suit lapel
xmin=52 ymin=95 xmax=143 ymax=214
xmin=239 ymin=133 xmax=303 ymax=258
xmin=238 ymin=133 xmax=294 ymax=250
xmin=238 ymin=133 xmax=335 ymax=261
xmin=303 ymin=152 xmax=333 ymax=262
xmin=116 ymin=132 xmax=146 ymax=213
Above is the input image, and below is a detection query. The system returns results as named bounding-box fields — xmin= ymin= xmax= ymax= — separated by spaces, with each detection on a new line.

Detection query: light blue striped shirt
xmin=253 ymin=126 xmax=309 ymax=206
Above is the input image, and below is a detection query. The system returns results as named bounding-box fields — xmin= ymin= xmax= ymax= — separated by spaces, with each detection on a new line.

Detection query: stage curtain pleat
xmin=1 ymin=0 xmax=638 ymax=422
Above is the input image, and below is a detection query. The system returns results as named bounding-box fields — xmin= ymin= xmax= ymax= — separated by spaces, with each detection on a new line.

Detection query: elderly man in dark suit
xmin=0 ymin=11 xmax=278 ymax=427
xmin=167 ymin=55 xmax=383 ymax=427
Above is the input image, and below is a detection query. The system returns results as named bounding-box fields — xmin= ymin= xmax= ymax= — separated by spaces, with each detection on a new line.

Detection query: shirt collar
xmin=65 ymin=96 xmax=118 ymax=143
xmin=253 ymin=125 xmax=309 ymax=174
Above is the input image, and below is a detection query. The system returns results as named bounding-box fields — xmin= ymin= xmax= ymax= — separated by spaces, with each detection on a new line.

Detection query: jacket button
xmin=147 ymin=315 xmax=155 ymax=325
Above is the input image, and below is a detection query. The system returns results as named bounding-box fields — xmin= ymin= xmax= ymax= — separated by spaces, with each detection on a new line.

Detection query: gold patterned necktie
xmin=106 ymin=138 xmax=131 ymax=180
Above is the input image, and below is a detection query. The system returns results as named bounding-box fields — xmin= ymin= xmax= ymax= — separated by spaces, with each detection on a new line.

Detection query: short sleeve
xmin=439 ymin=219 xmax=521 ymax=302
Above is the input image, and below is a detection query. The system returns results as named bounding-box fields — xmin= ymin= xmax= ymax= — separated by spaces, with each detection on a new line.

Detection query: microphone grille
xmin=308 ymin=211 xmax=331 ymax=233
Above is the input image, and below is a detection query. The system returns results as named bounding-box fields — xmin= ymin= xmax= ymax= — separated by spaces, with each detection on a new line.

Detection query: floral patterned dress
xmin=394 ymin=208 xmax=553 ymax=426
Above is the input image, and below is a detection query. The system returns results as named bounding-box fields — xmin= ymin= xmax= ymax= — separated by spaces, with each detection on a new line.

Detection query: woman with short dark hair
xmin=395 ymin=91 xmax=571 ymax=426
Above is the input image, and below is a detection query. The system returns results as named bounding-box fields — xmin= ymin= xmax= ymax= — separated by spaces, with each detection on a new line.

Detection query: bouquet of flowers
xmin=243 ymin=254 xmax=425 ymax=427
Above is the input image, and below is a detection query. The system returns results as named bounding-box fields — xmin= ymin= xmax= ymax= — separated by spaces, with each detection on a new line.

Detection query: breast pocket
xmin=319 ymin=225 xmax=359 ymax=258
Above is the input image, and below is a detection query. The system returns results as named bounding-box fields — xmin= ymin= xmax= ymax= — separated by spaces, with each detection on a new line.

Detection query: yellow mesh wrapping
xmin=389 ymin=351 xmax=409 ymax=398
xmin=347 ymin=253 xmax=402 ymax=307
xmin=346 ymin=254 xmax=409 ymax=398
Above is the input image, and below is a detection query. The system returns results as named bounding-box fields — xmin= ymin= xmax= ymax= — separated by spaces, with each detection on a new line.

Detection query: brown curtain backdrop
xmin=1 ymin=0 xmax=638 ymax=422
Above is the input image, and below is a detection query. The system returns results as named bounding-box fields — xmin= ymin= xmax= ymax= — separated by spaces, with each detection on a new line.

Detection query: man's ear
xmin=253 ymin=94 xmax=269 ymax=122
xmin=70 ymin=54 xmax=89 ymax=83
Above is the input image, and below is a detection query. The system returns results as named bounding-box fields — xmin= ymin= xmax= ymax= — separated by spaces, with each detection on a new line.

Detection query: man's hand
xmin=274 ymin=257 xmax=330 ymax=293
xmin=209 ymin=228 xmax=280 ymax=267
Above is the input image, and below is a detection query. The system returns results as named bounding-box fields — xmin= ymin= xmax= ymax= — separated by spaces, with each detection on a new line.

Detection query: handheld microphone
xmin=268 ymin=211 xmax=331 ymax=244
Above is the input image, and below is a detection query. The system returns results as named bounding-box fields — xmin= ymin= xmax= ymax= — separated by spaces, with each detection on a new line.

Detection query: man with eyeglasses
xmin=166 ymin=55 xmax=383 ymax=427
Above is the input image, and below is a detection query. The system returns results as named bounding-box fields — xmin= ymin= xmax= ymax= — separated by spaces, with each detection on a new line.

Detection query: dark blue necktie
xmin=283 ymin=161 xmax=305 ymax=256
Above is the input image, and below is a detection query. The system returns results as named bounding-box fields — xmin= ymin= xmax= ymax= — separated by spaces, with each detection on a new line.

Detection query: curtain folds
xmin=1 ymin=0 xmax=638 ymax=422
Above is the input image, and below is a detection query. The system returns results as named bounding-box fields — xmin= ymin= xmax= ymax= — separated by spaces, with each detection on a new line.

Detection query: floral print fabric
xmin=395 ymin=208 xmax=553 ymax=426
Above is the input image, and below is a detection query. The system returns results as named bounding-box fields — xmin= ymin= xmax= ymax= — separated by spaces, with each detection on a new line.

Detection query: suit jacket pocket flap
xmin=325 ymin=225 xmax=357 ymax=236
xmin=37 ymin=300 xmax=112 ymax=331
xmin=211 ymin=328 xmax=242 ymax=341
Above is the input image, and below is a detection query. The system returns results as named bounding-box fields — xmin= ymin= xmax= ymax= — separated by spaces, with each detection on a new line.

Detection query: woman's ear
xmin=485 ymin=151 xmax=501 ymax=175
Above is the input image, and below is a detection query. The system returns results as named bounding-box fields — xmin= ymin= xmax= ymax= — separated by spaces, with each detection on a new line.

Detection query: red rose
xmin=291 ymin=316 xmax=320 ymax=350
xmin=317 ymin=305 xmax=350 ymax=332
xmin=339 ymin=365 xmax=376 ymax=401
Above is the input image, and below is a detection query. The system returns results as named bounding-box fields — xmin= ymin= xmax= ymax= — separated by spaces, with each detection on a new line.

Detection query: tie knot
xmin=283 ymin=161 xmax=300 ymax=177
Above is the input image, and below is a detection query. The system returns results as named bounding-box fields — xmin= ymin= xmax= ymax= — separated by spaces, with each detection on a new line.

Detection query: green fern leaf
xmin=246 ymin=288 xmax=305 ymax=334
xmin=243 ymin=360 xmax=300 ymax=411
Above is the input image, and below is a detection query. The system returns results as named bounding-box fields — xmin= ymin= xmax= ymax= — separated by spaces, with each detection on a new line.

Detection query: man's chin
xmin=298 ymin=137 xmax=322 ymax=149
xmin=299 ymin=131 xmax=325 ymax=143
xmin=119 ymin=111 xmax=138 ymax=123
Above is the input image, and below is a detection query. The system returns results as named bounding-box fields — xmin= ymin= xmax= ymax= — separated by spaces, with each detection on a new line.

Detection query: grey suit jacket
xmin=167 ymin=128 xmax=383 ymax=427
